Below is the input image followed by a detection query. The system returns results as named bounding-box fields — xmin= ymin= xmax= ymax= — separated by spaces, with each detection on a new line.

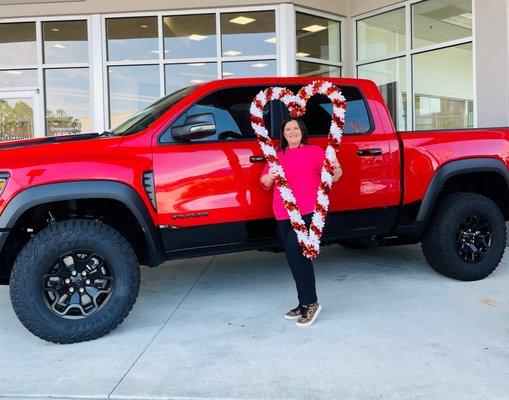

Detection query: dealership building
xmin=0 ymin=0 xmax=507 ymax=140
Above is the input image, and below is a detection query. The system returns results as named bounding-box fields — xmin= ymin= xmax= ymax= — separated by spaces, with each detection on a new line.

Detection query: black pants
xmin=277 ymin=213 xmax=318 ymax=306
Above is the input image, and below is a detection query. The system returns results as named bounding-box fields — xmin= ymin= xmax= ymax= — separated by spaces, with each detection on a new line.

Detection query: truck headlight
xmin=0 ymin=173 xmax=9 ymax=195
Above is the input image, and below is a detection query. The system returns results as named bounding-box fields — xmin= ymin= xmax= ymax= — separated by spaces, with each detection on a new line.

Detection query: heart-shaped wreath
xmin=250 ymin=80 xmax=346 ymax=259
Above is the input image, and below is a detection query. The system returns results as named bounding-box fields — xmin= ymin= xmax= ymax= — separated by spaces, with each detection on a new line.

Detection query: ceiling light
xmin=264 ymin=37 xmax=276 ymax=44
xmin=5 ymin=70 xmax=22 ymax=75
xmin=189 ymin=63 xmax=205 ymax=66
xmin=252 ymin=63 xmax=268 ymax=68
xmin=53 ymin=43 xmax=66 ymax=49
xmin=190 ymin=79 xmax=204 ymax=83
xmin=441 ymin=13 xmax=472 ymax=29
xmin=51 ymin=28 xmax=59 ymax=32
xmin=303 ymin=24 xmax=327 ymax=33
xmin=149 ymin=50 xmax=160 ymax=54
xmin=296 ymin=52 xmax=310 ymax=57
xmin=189 ymin=34 xmax=208 ymax=41
xmin=230 ymin=16 xmax=256 ymax=25
xmin=223 ymin=71 xmax=234 ymax=76
xmin=140 ymin=25 xmax=148 ymax=29
xmin=223 ymin=50 xmax=242 ymax=56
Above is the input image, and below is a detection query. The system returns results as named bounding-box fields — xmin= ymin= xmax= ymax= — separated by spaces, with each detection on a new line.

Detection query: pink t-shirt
xmin=261 ymin=144 xmax=325 ymax=220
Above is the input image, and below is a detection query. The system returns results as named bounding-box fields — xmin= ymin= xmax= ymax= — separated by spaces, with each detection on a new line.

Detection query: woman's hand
xmin=331 ymin=160 xmax=343 ymax=182
xmin=261 ymin=171 xmax=278 ymax=189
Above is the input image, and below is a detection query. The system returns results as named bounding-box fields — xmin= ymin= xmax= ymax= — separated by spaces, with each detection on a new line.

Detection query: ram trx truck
xmin=0 ymin=77 xmax=508 ymax=343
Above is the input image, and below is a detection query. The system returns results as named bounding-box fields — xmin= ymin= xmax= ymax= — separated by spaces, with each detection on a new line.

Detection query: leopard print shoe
xmin=296 ymin=302 xmax=321 ymax=327
xmin=284 ymin=305 xmax=302 ymax=320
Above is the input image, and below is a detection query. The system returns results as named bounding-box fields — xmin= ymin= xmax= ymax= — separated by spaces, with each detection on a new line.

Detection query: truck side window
xmin=282 ymin=85 xmax=372 ymax=136
xmin=159 ymin=86 xmax=277 ymax=143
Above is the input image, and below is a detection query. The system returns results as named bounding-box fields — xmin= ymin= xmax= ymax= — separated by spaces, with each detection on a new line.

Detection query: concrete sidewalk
xmin=0 ymin=243 xmax=508 ymax=400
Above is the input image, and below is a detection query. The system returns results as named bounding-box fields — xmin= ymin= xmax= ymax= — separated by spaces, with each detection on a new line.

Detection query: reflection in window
xmin=296 ymin=13 xmax=340 ymax=63
xmin=165 ymin=63 xmax=216 ymax=94
xmin=160 ymin=86 xmax=274 ymax=143
xmin=0 ymin=97 xmax=34 ymax=141
xmin=222 ymin=60 xmax=276 ymax=78
xmin=0 ymin=69 xmax=37 ymax=88
xmin=413 ymin=0 xmax=472 ymax=48
xmin=163 ymin=14 xmax=216 ymax=59
xmin=357 ymin=8 xmax=405 ymax=61
xmin=413 ymin=44 xmax=473 ymax=130
xmin=358 ymin=57 xmax=407 ymax=130
xmin=297 ymin=61 xmax=340 ymax=77
xmin=43 ymin=20 xmax=88 ymax=64
xmin=286 ymin=85 xmax=371 ymax=135
xmin=45 ymin=68 xmax=91 ymax=135
xmin=108 ymin=65 xmax=160 ymax=128
xmin=0 ymin=23 xmax=37 ymax=66
xmin=221 ymin=11 xmax=276 ymax=57
xmin=106 ymin=17 xmax=158 ymax=61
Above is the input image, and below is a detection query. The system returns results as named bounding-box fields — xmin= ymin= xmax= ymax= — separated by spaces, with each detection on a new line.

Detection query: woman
xmin=260 ymin=118 xmax=342 ymax=327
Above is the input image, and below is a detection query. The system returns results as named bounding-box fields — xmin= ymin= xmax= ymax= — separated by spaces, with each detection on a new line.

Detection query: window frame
xmin=0 ymin=15 xmax=93 ymax=138
xmin=353 ymin=0 xmax=476 ymax=131
xmin=101 ymin=5 xmax=280 ymax=130
xmin=156 ymin=82 xmax=375 ymax=146
xmin=294 ymin=6 xmax=344 ymax=77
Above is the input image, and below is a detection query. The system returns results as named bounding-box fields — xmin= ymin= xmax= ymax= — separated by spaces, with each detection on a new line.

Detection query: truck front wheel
xmin=9 ymin=219 xmax=140 ymax=343
xmin=421 ymin=192 xmax=506 ymax=281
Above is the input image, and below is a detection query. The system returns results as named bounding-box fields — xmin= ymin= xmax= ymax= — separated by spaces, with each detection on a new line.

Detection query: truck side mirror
xmin=171 ymin=113 xmax=216 ymax=141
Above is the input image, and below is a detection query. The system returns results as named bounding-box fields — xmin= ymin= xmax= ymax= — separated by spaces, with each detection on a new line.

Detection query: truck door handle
xmin=250 ymin=155 xmax=265 ymax=163
xmin=357 ymin=148 xmax=383 ymax=156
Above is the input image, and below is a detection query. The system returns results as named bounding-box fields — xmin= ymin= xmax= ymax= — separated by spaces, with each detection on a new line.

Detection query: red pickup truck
xmin=0 ymin=77 xmax=508 ymax=343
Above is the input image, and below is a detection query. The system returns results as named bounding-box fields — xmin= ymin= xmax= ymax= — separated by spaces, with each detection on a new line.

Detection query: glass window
xmin=413 ymin=0 xmax=472 ymax=48
xmin=165 ymin=62 xmax=217 ymax=94
xmin=0 ymin=22 xmax=37 ymax=66
xmin=45 ymin=68 xmax=91 ymax=136
xmin=0 ymin=97 xmax=34 ymax=141
xmin=0 ymin=69 xmax=37 ymax=88
xmin=221 ymin=11 xmax=276 ymax=57
xmin=222 ymin=60 xmax=276 ymax=78
xmin=285 ymin=85 xmax=371 ymax=135
xmin=413 ymin=43 xmax=473 ymax=130
xmin=358 ymin=57 xmax=407 ymax=130
xmin=297 ymin=61 xmax=341 ymax=77
xmin=296 ymin=12 xmax=340 ymax=63
xmin=163 ymin=14 xmax=216 ymax=59
xmin=43 ymin=20 xmax=88 ymax=64
xmin=160 ymin=86 xmax=276 ymax=143
xmin=112 ymin=86 xmax=196 ymax=136
xmin=106 ymin=17 xmax=158 ymax=61
xmin=108 ymin=65 xmax=160 ymax=128
xmin=357 ymin=8 xmax=405 ymax=61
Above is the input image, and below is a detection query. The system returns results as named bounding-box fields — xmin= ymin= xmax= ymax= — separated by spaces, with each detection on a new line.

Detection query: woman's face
xmin=283 ymin=120 xmax=302 ymax=148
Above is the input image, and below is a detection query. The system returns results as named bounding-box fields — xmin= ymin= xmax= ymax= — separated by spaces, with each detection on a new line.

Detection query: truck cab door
xmin=151 ymin=85 xmax=282 ymax=256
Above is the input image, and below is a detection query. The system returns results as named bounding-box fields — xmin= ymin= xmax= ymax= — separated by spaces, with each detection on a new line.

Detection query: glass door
xmin=0 ymin=90 xmax=39 ymax=142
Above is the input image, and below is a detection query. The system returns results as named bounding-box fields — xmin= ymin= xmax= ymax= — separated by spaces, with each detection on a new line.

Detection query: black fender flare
xmin=416 ymin=157 xmax=509 ymax=224
xmin=0 ymin=180 xmax=164 ymax=267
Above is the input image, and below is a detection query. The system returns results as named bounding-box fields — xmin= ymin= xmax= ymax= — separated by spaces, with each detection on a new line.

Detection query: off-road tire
xmin=9 ymin=219 xmax=140 ymax=344
xmin=421 ymin=192 xmax=506 ymax=281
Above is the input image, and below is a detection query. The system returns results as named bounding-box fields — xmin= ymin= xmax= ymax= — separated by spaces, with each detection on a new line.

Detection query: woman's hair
xmin=278 ymin=117 xmax=308 ymax=152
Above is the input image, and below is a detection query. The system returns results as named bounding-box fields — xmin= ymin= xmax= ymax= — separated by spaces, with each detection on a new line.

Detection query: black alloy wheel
xmin=454 ymin=214 xmax=493 ymax=263
xmin=42 ymin=251 xmax=114 ymax=319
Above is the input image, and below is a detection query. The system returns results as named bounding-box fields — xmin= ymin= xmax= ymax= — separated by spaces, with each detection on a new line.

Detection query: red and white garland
xmin=250 ymin=80 xmax=346 ymax=259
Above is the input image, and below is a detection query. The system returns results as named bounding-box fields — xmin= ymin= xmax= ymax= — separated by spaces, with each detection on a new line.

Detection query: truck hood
xmin=0 ymin=133 xmax=102 ymax=150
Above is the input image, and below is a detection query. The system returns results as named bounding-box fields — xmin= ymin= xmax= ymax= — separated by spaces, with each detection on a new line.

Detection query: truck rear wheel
xmin=421 ymin=192 xmax=506 ymax=281
xmin=9 ymin=219 xmax=140 ymax=343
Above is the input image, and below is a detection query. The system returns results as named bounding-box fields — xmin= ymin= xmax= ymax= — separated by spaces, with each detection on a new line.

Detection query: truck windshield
xmin=110 ymin=85 xmax=197 ymax=136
